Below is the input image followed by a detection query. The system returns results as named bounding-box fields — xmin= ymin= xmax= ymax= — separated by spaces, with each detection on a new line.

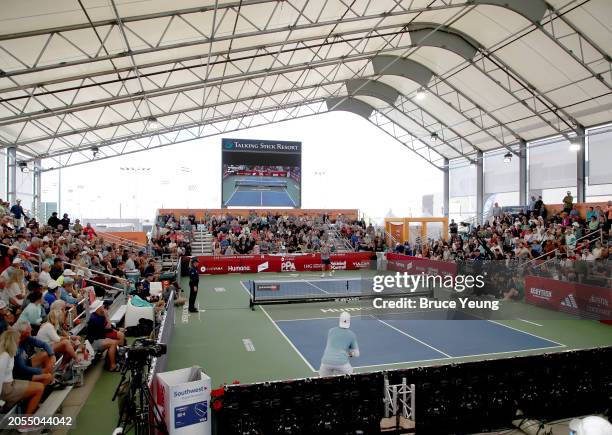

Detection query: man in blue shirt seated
xmin=13 ymin=319 xmax=55 ymax=386
xmin=319 ymin=312 xmax=360 ymax=377
xmin=43 ymin=281 xmax=59 ymax=308
xmin=59 ymin=277 xmax=79 ymax=305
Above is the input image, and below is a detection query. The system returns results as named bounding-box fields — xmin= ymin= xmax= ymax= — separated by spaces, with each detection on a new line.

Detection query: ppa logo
xmin=281 ymin=260 xmax=296 ymax=271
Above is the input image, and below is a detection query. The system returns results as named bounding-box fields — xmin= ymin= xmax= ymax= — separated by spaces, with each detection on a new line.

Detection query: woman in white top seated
xmin=0 ymin=330 xmax=45 ymax=415
xmin=36 ymin=310 xmax=81 ymax=366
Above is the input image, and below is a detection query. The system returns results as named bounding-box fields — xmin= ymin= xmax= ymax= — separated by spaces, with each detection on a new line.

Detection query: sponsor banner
xmin=524 ymin=275 xmax=611 ymax=320
xmin=233 ymin=170 xmax=288 ymax=177
xmin=195 ymin=252 xmax=373 ymax=275
xmin=386 ymin=253 xmax=457 ymax=277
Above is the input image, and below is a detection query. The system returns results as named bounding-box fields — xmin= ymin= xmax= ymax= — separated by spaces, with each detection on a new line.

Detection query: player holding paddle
xmin=319 ymin=312 xmax=360 ymax=377
xmin=320 ymin=240 xmax=333 ymax=278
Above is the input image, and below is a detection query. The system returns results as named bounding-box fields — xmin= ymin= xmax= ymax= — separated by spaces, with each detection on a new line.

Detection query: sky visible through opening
xmin=41 ymin=112 xmax=443 ymax=224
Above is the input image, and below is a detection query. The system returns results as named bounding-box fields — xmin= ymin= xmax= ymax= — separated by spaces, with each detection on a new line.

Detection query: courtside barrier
xmin=386 ymin=253 xmax=457 ymax=277
xmin=194 ymin=252 xmax=374 ymax=275
xmin=524 ymin=275 xmax=611 ymax=321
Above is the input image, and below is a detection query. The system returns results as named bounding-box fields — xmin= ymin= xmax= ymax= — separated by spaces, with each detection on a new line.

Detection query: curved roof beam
xmin=325 ymin=97 xmax=448 ymax=167
xmin=325 ymin=98 xmax=373 ymax=120
xmin=345 ymin=79 xmax=400 ymax=106
xmin=369 ymin=55 xmax=517 ymax=156
xmin=370 ymin=56 xmax=433 ymax=87
xmin=473 ymin=0 xmax=547 ymax=23
xmin=407 ymin=23 xmax=478 ymax=61
xmin=345 ymin=76 xmax=478 ymax=162
xmin=408 ymin=23 xmax=577 ymax=136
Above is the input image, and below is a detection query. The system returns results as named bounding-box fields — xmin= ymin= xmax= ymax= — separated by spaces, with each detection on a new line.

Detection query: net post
xmin=250 ymin=281 xmax=255 ymax=310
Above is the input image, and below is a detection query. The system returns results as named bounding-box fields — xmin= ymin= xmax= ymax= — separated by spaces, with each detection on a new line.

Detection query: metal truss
xmin=542 ymin=1 xmax=612 ymax=92
xmin=0 ymin=0 xmax=608 ymax=169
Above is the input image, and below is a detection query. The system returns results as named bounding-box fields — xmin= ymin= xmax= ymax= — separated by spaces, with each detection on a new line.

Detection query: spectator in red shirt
xmin=82 ymin=223 xmax=96 ymax=239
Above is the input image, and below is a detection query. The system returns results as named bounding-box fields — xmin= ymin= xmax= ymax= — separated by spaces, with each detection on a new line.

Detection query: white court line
xmin=302 ymin=279 xmax=330 ymax=294
xmin=517 ymin=318 xmax=543 ymax=327
xmin=224 ymin=186 xmax=239 ymax=207
xmin=260 ymin=305 xmax=318 ymax=372
xmin=260 ymin=191 xmax=263 ymax=206
xmin=486 ymin=319 xmax=565 ymax=347
xmin=353 ymin=344 xmax=565 ymax=369
xmin=287 ymin=188 xmax=297 ymax=207
xmin=369 ymin=314 xmax=452 ymax=358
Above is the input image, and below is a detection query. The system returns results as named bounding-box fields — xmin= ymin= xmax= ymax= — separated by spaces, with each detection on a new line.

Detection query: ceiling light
xmin=568 ymin=138 xmax=581 ymax=152
xmin=91 ymin=146 xmax=99 ymax=158
xmin=430 ymin=132 xmax=438 ymax=142
xmin=147 ymin=116 xmax=160 ymax=130
xmin=415 ymin=89 xmax=426 ymax=101
xmin=503 ymin=152 xmax=512 ymax=163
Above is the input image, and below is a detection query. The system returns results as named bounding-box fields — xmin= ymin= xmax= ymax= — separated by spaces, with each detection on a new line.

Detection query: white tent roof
xmin=0 ymin=0 xmax=610 ymax=170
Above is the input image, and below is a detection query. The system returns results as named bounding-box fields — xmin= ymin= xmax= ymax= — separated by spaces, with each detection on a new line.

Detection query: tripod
xmin=112 ymin=358 xmax=168 ymax=435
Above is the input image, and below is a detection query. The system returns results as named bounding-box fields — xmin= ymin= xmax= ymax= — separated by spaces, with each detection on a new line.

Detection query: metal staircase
xmin=191 ymin=225 xmax=214 ymax=255
xmin=326 ymin=224 xmax=354 ymax=253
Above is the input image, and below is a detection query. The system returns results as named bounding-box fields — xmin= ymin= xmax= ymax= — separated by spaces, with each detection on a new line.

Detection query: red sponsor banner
xmin=195 ymin=252 xmax=373 ymax=275
xmin=524 ymin=275 xmax=611 ymax=320
xmin=385 ymin=253 xmax=457 ymax=277
xmin=234 ymin=170 xmax=288 ymax=177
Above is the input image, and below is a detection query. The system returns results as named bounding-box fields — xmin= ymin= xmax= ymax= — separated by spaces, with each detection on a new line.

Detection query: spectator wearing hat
xmin=13 ymin=320 xmax=55 ymax=386
xmin=85 ymin=300 xmax=120 ymax=371
xmin=59 ymin=278 xmax=79 ymax=305
xmin=57 ymin=267 xmax=76 ymax=287
xmin=43 ymin=281 xmax=59 ymax=308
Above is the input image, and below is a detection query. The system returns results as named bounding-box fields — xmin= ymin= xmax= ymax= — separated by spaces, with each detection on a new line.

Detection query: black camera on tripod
xmin=122 ymin=338 xmax=167 ymax=367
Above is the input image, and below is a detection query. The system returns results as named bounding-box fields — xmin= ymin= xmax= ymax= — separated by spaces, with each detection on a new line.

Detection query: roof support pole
xmin=33 ymin=158 xmax=42 ymax=223
xmin=7 ymin=147 xmax=17 ymax=205
xmin=519 ymin=140 xmax=527 ymax=207
xmin=443 ymin=158 xmax=449 ymax=218
xmin=476 ymin=151 xmax=484 ymax=224
xmin=576 ymin=126 xmax=586 ymax=203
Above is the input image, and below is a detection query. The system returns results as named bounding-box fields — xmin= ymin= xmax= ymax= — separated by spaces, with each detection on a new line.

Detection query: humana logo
xmin=228 ymin=265 xmax=250 ymax=272
xmin=561 ymin=294 xmax=578 ymax=309
xmin=530 ymin=288 xmax=552 ymax=298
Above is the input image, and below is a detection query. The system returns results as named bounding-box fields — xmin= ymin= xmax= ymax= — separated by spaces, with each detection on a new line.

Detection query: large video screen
xmin=221 ymin=138 xmax=302 ymax=208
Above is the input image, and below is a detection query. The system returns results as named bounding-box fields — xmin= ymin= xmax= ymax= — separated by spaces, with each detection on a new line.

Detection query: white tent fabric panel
xmin=587 ymin=126 xmax=612 ymax=185
xmin=484 ymin=150 xmax=519 ymax=194
xmin=449 ymin=159 xmax=476 ymax=198
xmin=529 ymin=137 xmax=577 ymax=190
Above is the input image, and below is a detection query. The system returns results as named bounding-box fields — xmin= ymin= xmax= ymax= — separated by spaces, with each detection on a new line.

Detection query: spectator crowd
xmin=0 ymin=199 xmax=173 ymax=428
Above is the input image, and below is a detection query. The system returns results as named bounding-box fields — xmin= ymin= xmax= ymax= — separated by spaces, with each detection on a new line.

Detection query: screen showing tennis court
xmin=221 ymin=138 xmax=302 ymax=207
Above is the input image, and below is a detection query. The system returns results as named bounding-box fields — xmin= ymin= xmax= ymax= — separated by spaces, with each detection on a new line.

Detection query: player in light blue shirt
xmin=319 ymin=312 xmax=359 ymax=376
